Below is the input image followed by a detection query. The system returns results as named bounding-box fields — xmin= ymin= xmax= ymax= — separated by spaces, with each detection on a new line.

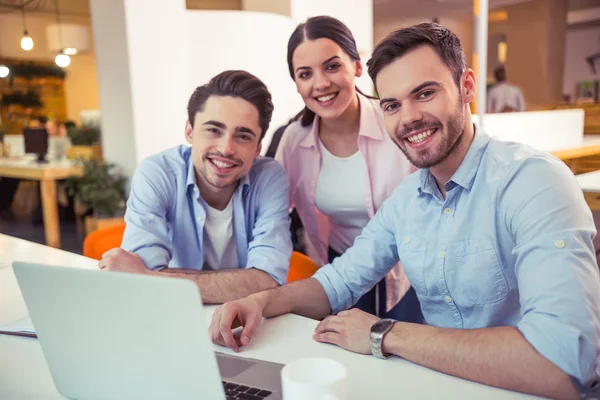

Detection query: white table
xmin=0 ymin=234 xmax=540 ymax=399
xmin=577 ymin=170 xmax=600 ymax=194
xmin=576 ymin=171 xmax=600 ymax=214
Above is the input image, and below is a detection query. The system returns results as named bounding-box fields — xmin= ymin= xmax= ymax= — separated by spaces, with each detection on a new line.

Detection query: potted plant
xmin=66 ymin=159 xmax=128 ymax=234
xmin=66 ymin=124 xmax=103 ymax=161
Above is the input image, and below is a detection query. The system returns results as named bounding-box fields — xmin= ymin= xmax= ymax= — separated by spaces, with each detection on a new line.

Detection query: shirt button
xmin=444 ymin=295 xmax=453 ymax=303
xmin=444 ymin=208 xmax=452 ymax=215
xmin=554 ymin=239 xmax=565 ymax=249
xmin=197 ymin=216 xmax=203 ymax=223
xmin=193 ymin=187 xmax=198 ymax=193
xmin=438 ymin=251 xmax=445 ymax=259
xmin=405 ymin=236 xmax=411 ymax=243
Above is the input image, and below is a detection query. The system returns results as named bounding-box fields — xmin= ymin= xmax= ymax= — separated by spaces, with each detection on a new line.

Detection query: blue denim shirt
xmin=121 ymin=145 xmax=292 ymax=284
xmin=313 ymin=132 xmax=600 ymax=389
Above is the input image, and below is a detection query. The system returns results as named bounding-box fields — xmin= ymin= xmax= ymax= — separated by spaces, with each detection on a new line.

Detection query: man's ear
xmin=256 ymin=141 xmax=262 ymax=156
xmin=461 ymin=69 xmax=477 ymax=104
xmin=185 ymin=120 xmax=193 ymax=144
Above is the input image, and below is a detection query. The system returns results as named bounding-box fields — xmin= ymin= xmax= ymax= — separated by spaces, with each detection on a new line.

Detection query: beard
xmin=393 ymin=98 xmax=466 ymax=169
xmin=196 ymin=151 xmax=244 ymax=190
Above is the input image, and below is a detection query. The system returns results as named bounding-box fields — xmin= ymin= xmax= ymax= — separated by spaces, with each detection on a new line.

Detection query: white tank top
xmin=315 ymin=139 xmax=371 ymax=254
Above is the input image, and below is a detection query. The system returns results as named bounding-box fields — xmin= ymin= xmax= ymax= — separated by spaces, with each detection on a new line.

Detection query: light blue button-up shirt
xmin=121 ymin=145 xmax=292 ymax=284
xmin=313 ymin=131 xmax=600 ymax=389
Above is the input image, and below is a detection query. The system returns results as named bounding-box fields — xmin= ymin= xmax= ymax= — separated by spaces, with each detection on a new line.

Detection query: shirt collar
xmin=185 ymin=146 xmax=197 ymax=190
xmin=299 ymin=94 xmax=385 ymax=149
xmin=419 ymin=126 xmax=491 ymax=193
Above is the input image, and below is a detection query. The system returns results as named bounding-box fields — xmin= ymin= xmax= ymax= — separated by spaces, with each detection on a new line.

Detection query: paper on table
xmin=0 ymin=316 xmax=37 ymax=338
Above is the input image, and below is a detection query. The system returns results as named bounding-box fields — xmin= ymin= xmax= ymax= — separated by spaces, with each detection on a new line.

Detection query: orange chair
xmin=287 ymin=251 xmax=320 ymax=283
xmin=83 ymin=223 xmax=127 ymax=260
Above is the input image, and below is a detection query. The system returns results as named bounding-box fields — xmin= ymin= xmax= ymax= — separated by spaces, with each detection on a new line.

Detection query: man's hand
xmin=313 ymin=308 xmax=380 ymax=355
xmin=209 ymin=294 xmax=267 ymax=353
xmin=98 ymin=248 xmax=150 ymax=275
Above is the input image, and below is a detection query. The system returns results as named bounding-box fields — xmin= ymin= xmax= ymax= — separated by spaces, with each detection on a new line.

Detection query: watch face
xmin=371 ymin=318 xmax=395 ymax=334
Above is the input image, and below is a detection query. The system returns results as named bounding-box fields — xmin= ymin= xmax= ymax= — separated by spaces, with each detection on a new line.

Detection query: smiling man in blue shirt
xmin=210 ymin=25 xmax=600 ymax=398
xmin=99 ymin=70 xmax=292 ymax=303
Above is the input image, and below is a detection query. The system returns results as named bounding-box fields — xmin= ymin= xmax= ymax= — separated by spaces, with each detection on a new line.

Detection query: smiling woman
xmin=275 ymin=16 xmax=422 ymax=323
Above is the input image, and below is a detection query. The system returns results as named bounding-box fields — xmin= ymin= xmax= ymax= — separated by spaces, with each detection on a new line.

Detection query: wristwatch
xmin=370 ymin=318 xmax=397 ymax=359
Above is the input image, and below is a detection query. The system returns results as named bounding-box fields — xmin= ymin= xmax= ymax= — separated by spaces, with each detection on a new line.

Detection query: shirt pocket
xmin=397 ymin=235 xmax=428 ymax=296
xmin=447 ymin=237 xmax=508 ymax=306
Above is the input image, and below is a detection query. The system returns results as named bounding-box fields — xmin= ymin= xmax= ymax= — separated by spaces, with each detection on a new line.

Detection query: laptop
xmin=12 ymin=262 xmax=283 ymax=400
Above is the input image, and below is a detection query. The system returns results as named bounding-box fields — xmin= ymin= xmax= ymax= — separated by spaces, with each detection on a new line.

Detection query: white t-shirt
xmin=202 ymin=199 xmax=239 ymax=270
xmin=315 ymin=139 xmax=370 ymax=254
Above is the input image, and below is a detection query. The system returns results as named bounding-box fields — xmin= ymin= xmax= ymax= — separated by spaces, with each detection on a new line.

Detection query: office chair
xmin=287 ymin=251 xmax=319 ymax=283
xmin=83 ymin=223 xmax=126 ymax=260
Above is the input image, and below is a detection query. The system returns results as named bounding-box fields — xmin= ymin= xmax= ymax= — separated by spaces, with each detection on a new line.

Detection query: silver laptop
xmin=12 ymin=262 xmax=283 ymax=400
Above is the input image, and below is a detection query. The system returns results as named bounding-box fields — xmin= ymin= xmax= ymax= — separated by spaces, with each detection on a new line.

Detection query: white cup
xmin=280 ymin=357 xmax=347 ymax=400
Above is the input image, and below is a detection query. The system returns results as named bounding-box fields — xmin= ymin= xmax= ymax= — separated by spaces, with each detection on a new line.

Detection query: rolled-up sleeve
xmin=122 ymin=158 xmax=174 ymax=271
xmin=246 ymin=163 xmax=292 ymax=285
xmin=312 ymin=191 xmax=401 ymax=314
xmin=502 ymin=156 xmax=600 ymax=390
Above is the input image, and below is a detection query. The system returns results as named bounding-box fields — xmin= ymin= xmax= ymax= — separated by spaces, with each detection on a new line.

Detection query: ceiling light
xmin=55 ymin=53 xmax=71 ymax=68
xmin=20 ymin=32 xmax=34 ymax=51
xmin=20 ymin=1 xmax=33 ymax=51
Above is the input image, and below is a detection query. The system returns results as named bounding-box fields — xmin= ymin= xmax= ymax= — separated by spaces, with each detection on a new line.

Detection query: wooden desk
xmin=0 ymin=235 xmax=539 ymax=400
xmin=0 ymin=159 xmax=82 ymax=248
xmin=551 ymin=140 xmax=600 ymax=174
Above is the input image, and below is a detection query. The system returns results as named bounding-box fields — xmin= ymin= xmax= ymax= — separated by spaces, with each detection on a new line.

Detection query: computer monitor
xmin=23 ymin=128 xmax=49 ymax=163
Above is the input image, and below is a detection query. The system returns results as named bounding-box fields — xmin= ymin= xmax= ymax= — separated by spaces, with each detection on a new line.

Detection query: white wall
xmin=90 ymin=0 xmax=190 ymax=179
xmin=186 ymin=11 xmax=303 ymax=151
xmin=563 ymin=26 xmax=600 ymax=99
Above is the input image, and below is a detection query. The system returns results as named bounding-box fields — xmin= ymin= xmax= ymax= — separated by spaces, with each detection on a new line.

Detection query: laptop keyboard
xmin=222 ymin=381 xmax=273 ymax=399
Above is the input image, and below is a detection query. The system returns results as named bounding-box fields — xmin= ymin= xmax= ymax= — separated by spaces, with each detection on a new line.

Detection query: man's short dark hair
xmin=494 ymin=65 xmax=506 ymax=82
xmin=367 ymin=22 xmax=466 ymax=92
xmin=187 ymin=70 xmax=274 ymax=140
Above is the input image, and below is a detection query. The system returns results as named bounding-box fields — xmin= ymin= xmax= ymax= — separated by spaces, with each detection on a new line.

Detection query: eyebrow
xmin=202 ymin=120 xmax=256 ymax=137
xmin=379 ymin=81 xmax=442 ymax=107
xmin=295 ymin=55 xmax=341 ymax=73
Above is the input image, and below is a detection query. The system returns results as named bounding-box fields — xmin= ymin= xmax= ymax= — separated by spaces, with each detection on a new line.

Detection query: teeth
xmin=317 ymin=93 xmax=336 ymax=102
xmin=212 ymin=159 xmax=235 ymax=169
xmin=407 ymin=129 xmax=435 ymax=143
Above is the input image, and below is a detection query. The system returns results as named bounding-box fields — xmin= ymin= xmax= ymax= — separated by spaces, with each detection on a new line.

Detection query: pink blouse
xmin=275 ymin=95 xmax=416 ymax=312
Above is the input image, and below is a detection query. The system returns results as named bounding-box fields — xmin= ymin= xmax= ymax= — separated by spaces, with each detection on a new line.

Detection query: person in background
xmin=211 ymin=23 xmax=599 ymax=400
xmin=275 ymin=15 xmax=421 ymax=322
xmin=99 ymin=70 xmax=293 ymax=303
xmin=486 ymin=64 xmax=525 ymax=113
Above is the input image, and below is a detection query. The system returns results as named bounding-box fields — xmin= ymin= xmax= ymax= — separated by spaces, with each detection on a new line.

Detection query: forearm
xmin=157 ymin=268 xmax=279 ymax=303
xmin=383 ymin=323 xmax=578 ymax=400
xmin=254 ymin=278 xmax=332 ymax=320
